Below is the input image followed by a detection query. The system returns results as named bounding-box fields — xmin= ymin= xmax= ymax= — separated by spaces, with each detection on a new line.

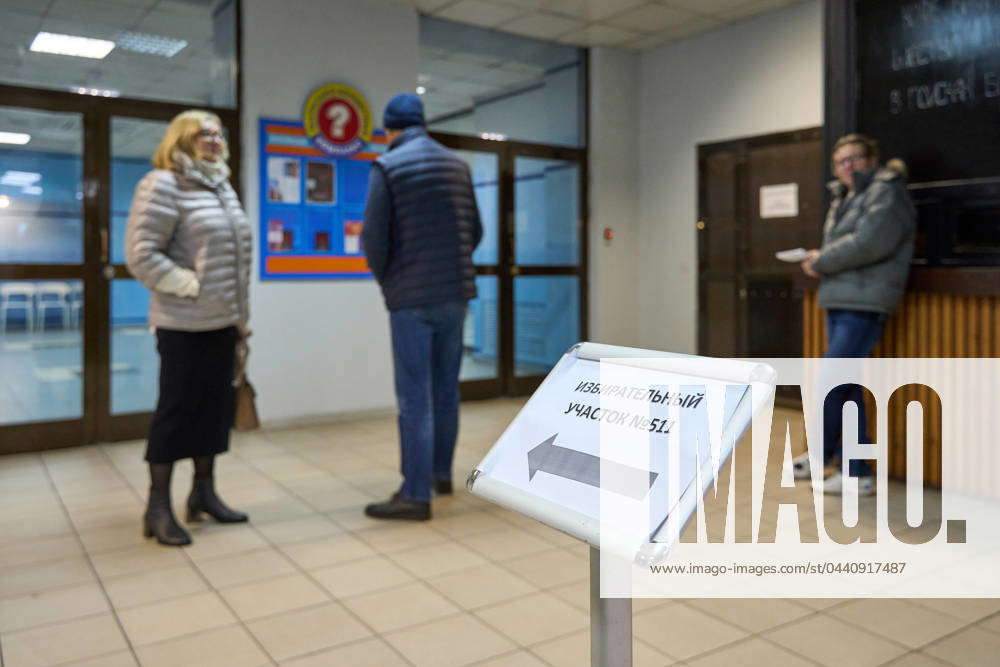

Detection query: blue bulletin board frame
xmin=258 ymin=117 xmax=386 ymax=280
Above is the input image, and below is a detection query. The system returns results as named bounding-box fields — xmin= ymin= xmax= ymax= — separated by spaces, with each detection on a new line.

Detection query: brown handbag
xmin=233 ymin=336 xmax=260 ymax=431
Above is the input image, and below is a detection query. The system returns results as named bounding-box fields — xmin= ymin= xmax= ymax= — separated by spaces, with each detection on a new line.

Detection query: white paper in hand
xmin=775 ymin=247 xmax=810 ymax=263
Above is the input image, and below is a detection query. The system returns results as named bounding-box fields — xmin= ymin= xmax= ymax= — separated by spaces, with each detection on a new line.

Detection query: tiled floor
xmin=1 ymin=399 xmax=998 ymax=666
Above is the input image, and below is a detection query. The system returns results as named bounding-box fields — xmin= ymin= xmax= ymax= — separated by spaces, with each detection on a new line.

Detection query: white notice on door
xmin=759 ymin=183 xmax=799 ymax=218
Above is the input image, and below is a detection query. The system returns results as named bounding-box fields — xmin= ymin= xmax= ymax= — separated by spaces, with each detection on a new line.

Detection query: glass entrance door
xmin=435 ymin=133 xmax=586 ymax=398
xmin=0 ymin=97 xmax=240 ymax=454
xmin=0 ymin=105 xmax=87 ymax=449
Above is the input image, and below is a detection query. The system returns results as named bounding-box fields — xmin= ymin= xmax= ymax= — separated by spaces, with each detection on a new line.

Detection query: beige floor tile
xmin=458 ymin=526 xmax=554 ymax=562
xmin=427 ymin=562 xmax=538 ymax=610
xmin=183 ymin=524 xmax=269 ymax=561
xmin=0 ymin=582 xmax=108 ymax=633
xmin=924 ymin=626 xmax=1000 ymax=665
xmin=979 ymin=613 xmax=1000 ymax=634
xmin=500 ymin=548 xmax=588 ymax=588
xmin=60 ymin=651 xmax=139 ymax=667
xmin=0 ymin=512 xmax=74 ymax=545
xmin=0 ymin=556 xmax=96 ymax=597
xmin=77 ymin=523 xmax=149 ymax=554
xmin=240 ymin=496 xmax=317 ymax=524
xmin=635 ymin=604 xmax=748 ymax=661
xmin=797 ymin=598 xmax=850 ymax=610
xmin=548 ymin=580 xmax=590 ymax=612
xmin=117 ymin=591 xmax=237 ymax=646
xmin=68 ymin=503 xmax=141 ymax=531
xmin=765 ymin=615 xmax=908 ymax=667
xmin=474 ymin=650 xmax=549 ymax=667
xmin=326 ymin=506 xmax=390 ymax=531
xmin=686 ymin=637 xmax=813 ymax=666
xmin=830 ymin=599 xmax=967 ymax=649
xmin=883 ymin=652 xmax=955 ymax=666
xmin=344 ymin=581 xmax=460 ymax=633
xmin=196 ymin=547 xmax=297 ymax=589
xmin=298 ymin=485 xmax=375 ymax=513
xmin=281 ymin=637 xmax=409 ymax=666
xmin=633 ymin=597 xmax=674 ymax=613
xmin=476 ymin=592 xmax=589 ymax=645
xmin=426 ymin=510 xmax=515 ymax=539
xmin=279 ymin=532 xmax=376 ymax=570
xmin=248 ymin=454 xmax=327 ymax=482
xmin=2 ymin=613 xmax=129 ymax=667
xmin=135 ymin=624 xmax=271 ymax=667
xmin=686 ymin=598 xmax=812 ymax=633
xmin=910 ymin=598 xmax=1000 ymax=622
xmin=90 ymin=543 xmax=187 ymax=579
xmin=0 ymin=534 xmax=83 ymax=569
xmin=531 ymin=631 xmax=674 ymax=667
xmin=254 ymin=515 xmax=341 ymax=545
xmin=388 ymin=540 xmax=488 ymax=579
xmin=355 ymin=522 xmax=449 ymax=554
xmin=104 ymin=564 xmax=209 ymax=609
xmin=520 ymin=522 xmax=581 ymax=548
xmin=383 ymin=613 xmax=516 ymax=667
xmin=220 ymin=572 xmax=329 ymax=621
xmin=311 ymin=554 xmax=415 ymax=599
xmin=246 ymin=601 xmax=371 ymax=662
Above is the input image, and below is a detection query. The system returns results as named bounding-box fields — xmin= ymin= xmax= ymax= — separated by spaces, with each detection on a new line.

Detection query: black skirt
xmin=146 ymin=326 xmax=238 ymax=463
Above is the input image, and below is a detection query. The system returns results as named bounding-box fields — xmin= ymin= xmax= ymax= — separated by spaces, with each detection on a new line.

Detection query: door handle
xmin=102 ymin=265 xmax=115 ymax=281
xmin=510 ymin=266 xmax=521 ymax=276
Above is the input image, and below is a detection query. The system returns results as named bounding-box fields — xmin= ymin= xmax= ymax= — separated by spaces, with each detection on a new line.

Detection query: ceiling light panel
xmin=29 ymin=32 xmax=116 ymax=59
xmin=0 ymin=132 xmax=31 ymax=145
xmin=116 ymin=31 xmax=188 ymax=57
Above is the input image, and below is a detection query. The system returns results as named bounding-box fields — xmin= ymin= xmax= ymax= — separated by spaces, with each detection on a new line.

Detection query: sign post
xmin=467 ymin=342 xmax=776 ymax=667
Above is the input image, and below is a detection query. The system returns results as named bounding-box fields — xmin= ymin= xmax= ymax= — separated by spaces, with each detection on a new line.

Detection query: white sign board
xmin=468 ymin=343 xmax=775 ymax=563
xmin=759 ymin=183 xmax=799 ymax=218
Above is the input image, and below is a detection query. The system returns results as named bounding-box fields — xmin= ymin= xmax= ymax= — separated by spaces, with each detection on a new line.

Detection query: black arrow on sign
xmin=527 ymin=433 xmax=658 ymax=500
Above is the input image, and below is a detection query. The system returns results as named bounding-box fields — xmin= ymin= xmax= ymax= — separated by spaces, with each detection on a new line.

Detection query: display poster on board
xmin=259 ymin=83 xmax=384 ymax=280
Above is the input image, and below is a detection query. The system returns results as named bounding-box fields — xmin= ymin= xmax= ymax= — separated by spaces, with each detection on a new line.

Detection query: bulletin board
xmin=258 ymin=118 xmax=386 ymax=280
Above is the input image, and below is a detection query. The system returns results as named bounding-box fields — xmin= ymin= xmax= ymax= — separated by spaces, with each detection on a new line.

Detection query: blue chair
xmin=0 ymin=282 xmax=37 ymax=333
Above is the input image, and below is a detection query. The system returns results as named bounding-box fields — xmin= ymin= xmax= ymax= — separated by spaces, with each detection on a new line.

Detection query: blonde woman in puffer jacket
xmin=125 ymin=110 xmax=252 ymax=546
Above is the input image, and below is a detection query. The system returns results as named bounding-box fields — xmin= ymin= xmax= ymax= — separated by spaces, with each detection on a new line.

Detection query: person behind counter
xmin=796 ymin=133 xmax=916 ymax=496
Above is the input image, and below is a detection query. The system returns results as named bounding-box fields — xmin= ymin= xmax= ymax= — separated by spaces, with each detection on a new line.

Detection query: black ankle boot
xmin=144 ymin=488 xmax=192 ymax=546
xmin=187 ymin=476 xmax=248 ymax=523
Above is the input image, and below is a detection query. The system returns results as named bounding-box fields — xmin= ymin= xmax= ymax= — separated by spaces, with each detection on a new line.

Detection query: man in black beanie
xmin=362 ymin=93 xmax=483 ymax=520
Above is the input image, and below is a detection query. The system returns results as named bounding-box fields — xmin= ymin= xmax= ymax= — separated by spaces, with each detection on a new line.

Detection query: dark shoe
xmin=144 ymin=489 xmax=192 ymax=546
xmin=433 ymin=478 xmax=453 ymax=495
xmin=364 ymin=493 xmax=430 ymax=521
xmin=187 ymin=476 xmax=248 ymax=523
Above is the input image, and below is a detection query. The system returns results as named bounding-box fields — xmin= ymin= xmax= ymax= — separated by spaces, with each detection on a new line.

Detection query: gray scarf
xmin=172 ymin=150 xmax=230 ymax=188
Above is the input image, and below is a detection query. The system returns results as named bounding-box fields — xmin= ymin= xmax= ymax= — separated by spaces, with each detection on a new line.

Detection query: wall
xmin=588 ymin=47 xmax=640 ymax=348
xmin=636 ymin=0 xmax=822 ymax=353
xmin=241 ymin=0 xmax=418 ymax=423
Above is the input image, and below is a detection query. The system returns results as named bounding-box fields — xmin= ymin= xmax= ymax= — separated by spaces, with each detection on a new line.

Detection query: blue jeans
xmin=390 ymin=300 xmax=467 ymax=502
xmin=823 ymin=309 xmax=886 ymax=477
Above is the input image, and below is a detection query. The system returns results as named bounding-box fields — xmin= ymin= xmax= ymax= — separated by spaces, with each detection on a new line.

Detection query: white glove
xmin=155 ymin=267 xmax=200 ymax=298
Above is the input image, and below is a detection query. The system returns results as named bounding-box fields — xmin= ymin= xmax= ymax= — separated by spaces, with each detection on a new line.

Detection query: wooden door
xmin=698 ymin=127 xmax=823 ymax=358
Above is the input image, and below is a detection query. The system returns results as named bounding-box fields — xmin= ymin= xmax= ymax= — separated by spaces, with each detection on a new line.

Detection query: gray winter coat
xmin=812 ymin=165 xmax=916 ymax=315
xmin=125 ymin=168 xmax=251 ymax=331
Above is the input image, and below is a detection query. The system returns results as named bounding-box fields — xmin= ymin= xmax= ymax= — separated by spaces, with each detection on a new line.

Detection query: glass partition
xmin=0 ymin=0 xmax=238 ymax=108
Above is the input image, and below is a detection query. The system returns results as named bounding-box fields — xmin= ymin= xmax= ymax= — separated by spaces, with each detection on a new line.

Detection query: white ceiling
xmin=390 ymin=0 xmax=801 ymax=51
